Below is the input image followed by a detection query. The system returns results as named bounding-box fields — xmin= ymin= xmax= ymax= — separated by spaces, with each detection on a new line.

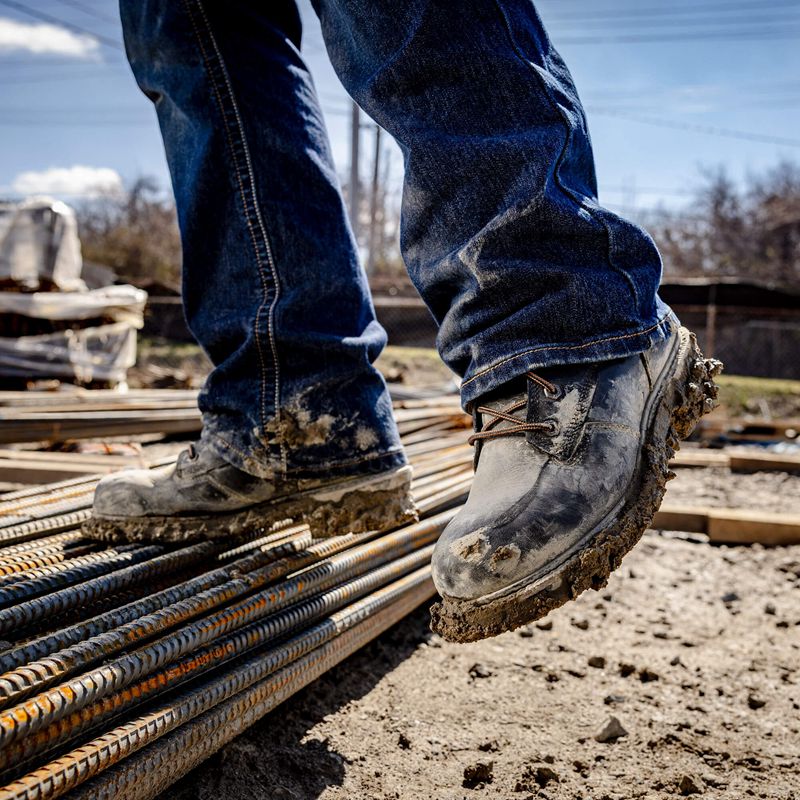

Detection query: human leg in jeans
xmin=87 ymin=0 xmax=417 ymax=542
xmin=90 ymin=0 xmax=720 ymax=639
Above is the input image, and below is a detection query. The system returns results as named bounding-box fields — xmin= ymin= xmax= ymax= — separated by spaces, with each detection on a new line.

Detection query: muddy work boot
xmin=430 ymin=324 xmax=722 ymax=642
xmin=83 ymin=443 xmax=417 ymax=544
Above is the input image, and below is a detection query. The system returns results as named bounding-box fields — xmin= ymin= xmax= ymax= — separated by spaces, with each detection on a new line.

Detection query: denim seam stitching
xmin=461 ymin=312 xmax=670 ymax=388
xmin=184 ymin=0 xmax=284 ymax=467
xmin=491 ymin=0 xmax=641 ymax=306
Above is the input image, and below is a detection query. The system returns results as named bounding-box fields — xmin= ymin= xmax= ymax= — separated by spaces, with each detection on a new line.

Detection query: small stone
xmin=478 ymin=740 xmax=500 ymax=753
xmin=588 ymin=656 xmax=606 ymax=669
xmin=764 ymin=602 xmax=777 ymax=615
xmin=678 ymin=773 xmax=703 ymax=795
xmin=638 ymin=667 xmax=660 ymax=683
xmin=571 ymin=618 xmax=590 ymax=630
xmin=469 ymin=663 xmax=493 ymax=679
xmin=594 ymin=716 xmax=629 ymax=743
xmin=619 ymin=662 xmax=636 ymax=677
xmin=536 ymin=619 xmax=553 ymax=631
xmin=670 ymin=656 xmax=684 ymax=667
xmin=747 ymin=693 xmax=767 ymax=710
xmin=604 ymin=694 xmax=626 ymax=705
xmin=573 ymin=759 xmax=590 ymax=777
xmin=518 ymin=626 xmax=535 ymax=638
xmin=397 ymin=733 xmax=411 ymax=749
xmin=463 ymin=760 xmax=493 ymax=788
xmin=721 ymin=592 xmax=740 ymax=603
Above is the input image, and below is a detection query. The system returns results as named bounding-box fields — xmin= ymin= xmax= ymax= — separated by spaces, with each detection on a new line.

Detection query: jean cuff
xmin=459 ymin=305 xmax=678 ymax=409
xmin=202 ymin=423 xmax=408 ymax=480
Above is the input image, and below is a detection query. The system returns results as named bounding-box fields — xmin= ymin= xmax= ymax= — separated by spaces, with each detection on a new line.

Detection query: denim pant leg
xmin=314 ymin=0 xmax=675 ymax=408
xmin=120 ymin=1 xmax=405 ymax=478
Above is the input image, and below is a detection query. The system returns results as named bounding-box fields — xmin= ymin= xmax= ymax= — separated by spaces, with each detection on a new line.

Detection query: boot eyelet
xmin=544 ymin=384 xmax=563 ymax=400
xmin=544 ymin=419 xmax=561 ymax=436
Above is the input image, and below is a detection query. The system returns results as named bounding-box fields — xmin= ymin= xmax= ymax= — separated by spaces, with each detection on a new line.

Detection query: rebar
xmin=0 ymin=395 xmax=472 ymax=800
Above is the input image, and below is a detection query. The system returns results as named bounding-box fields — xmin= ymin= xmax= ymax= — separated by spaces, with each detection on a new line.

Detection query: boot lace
xmin=467 ymin=372 xmax=560 ymax=445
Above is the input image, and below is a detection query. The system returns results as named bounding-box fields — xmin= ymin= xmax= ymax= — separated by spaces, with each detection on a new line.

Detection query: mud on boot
xmin=83 ymin=442 xmax=418 ymax=544
xmin=429 ymin=321 xmax=722 ymax=643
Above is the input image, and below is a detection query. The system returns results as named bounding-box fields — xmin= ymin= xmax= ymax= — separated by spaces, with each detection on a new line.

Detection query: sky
xmin=1 ymin=0 xmax=800 ymax=220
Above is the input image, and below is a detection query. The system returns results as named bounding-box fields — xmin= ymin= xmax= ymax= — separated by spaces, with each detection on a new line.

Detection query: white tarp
xmin=0 ymin=322 xmax=137 ymax=384
xmin=0 ymin=197 xmax=85 ymax=291
xmin=0 ymin=285 xmax=147 ymax=327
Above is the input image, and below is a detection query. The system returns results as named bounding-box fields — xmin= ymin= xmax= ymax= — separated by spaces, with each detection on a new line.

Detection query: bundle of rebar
xmin=0 ymin=396 xmax=473 ymax=800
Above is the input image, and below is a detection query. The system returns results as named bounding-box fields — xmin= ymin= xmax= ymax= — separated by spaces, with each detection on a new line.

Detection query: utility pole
xmin=367 ymin=125 xmax=382 ymax=275
xmin=349 ymin=101 xmax=361 ymax=242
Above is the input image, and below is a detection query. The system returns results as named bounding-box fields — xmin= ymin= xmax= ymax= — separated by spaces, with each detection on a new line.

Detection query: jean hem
xmin=460 ymin=310 xmax=677 ymax=408
xmin=205 ymin=429 xmax=408 ymax=480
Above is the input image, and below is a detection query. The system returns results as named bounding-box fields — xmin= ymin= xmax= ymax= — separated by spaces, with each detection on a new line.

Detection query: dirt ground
xmin=170 ymin=466 xmax=800 ymax=800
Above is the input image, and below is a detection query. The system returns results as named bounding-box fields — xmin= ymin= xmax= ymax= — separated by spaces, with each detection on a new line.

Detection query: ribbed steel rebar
xmin=1 ymin=549 xmax=434 ymax=775
xmin=0 ymin=540 xmax=220 ymax=636
xmin=4 ymin=568 xmax=433 ymax=800
xmin=0 ymin=530 xmax=335 ymax=703
xmin=0 ymin=510 xmax=453 ymax=747
xmin=0 ymin=544 xmax=154 ymax=606
xmin=0 ymin=401 xmax=471 ymax=800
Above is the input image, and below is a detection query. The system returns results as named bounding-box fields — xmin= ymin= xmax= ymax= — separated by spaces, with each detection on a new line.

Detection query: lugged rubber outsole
xmin=82 ymin=465 xmax=419 ymax=544
xmin=430 ymin=330 xmax=722 ymax=643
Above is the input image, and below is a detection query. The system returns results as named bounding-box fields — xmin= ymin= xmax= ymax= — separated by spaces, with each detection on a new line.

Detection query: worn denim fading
xmin=120 ymin=0 xmax=673 ymax=477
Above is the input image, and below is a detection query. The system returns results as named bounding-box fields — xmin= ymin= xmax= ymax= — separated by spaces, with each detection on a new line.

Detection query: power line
xmin=0 ymin=0 xmax=123 ymax=51
xmin=542 ymin=0 xmax=800 ymax=21
xmin=51 ymin=0 xmax=118 ymax=26
xmin=590 ymin=109 xmax=800 ymax=148
xmin=555 ymin=27 xmax=800 ymax=44
xmin=549 ymin=12 xmax=800 ymax=31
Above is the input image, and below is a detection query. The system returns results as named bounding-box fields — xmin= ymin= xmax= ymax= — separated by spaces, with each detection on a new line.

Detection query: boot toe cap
xmin=93 ymin=469 xmax=156 ymax=517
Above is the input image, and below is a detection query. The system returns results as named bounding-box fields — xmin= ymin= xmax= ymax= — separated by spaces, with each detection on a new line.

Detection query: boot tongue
xmin=526 ymin=364 xmax=598 ymax=459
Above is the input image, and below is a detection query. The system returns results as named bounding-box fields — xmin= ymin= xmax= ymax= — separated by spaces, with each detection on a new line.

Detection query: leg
xmin=314 ymin=0 xmax=721 ymax=638
xmin=85 ymin=0 xmax=417 ymax=541
xmin=121 ymin=0 xmax=403 ymax=478
xmin=314 ymin=0 xmax=673 ymax=405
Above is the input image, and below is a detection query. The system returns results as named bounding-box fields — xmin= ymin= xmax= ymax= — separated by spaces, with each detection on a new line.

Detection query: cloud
xmin=12 ymin=166 xmax=123 ymax=198
xmin=0 ymin=17 xmax=100 ymax=59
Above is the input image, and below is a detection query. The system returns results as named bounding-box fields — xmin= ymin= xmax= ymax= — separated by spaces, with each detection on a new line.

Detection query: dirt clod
xmin=678 ymin=773 xmax=704 ymax=795
xmin=469 ymin=662 xmax=492 ymax=679
xmin=462 ymin=760 xmax=493 ymax=788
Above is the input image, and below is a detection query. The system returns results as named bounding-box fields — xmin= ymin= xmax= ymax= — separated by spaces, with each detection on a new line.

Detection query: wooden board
xmin=653 ymin=504 xmax=800 ymax=545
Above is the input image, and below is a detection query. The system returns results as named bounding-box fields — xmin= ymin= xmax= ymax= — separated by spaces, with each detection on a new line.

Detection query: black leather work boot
xmin=83 ymin=442 xmax=417 ymax=544
xmin=430 ymin=321 xmax=721 ymax=642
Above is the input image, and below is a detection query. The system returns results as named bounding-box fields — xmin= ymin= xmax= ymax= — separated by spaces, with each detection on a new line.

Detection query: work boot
xmin=430 ymin=322 xmax=722 ymax=642
xmin=83 ymin=442 xmax=418 ymax=544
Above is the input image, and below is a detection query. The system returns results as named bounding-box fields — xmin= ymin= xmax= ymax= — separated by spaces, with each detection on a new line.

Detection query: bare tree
xmin=651 ymin=161 xmax=800 ymax=288
xmin=76 ymin=177 xmax=182 ymax=288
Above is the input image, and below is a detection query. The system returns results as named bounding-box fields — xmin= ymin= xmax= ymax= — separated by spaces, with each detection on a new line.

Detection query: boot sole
xmin=430 ymin=328 xmax=722 ymax=642
xmin=82 ymin=465 xmax=418 ymax=544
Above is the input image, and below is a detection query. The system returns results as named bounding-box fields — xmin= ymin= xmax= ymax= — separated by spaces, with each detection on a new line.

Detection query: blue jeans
xmin=121 ymin=0 xmax=673 ymax=479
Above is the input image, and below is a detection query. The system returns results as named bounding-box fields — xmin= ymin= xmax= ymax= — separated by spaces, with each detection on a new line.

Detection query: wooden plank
xmin=0 ymin=457 xmax=126 ymax=485
xmin=653 ymin=504 xmax=800 ymax=545
xmin=670 ymin=451 xmax=730 ymax=468
xmin=707 ymin=509 xmax=800 ymax=546
xmin=728 ymin=450 xmax=800 ymax=472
